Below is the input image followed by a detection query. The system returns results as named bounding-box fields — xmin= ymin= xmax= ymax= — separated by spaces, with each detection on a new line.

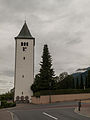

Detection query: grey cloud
xmin=1 ymin=70 xmax=14 ymax=77
xmin=0 ymin=44 xmax=14 ymax=76
xmin=0 ymin=0 xmax=72 ymax=24
xmin=65 ymin=32 xmax=82 ymax=45
xmin=1 ymin=0 xmax=90 ymax=94
xmin=66 ymin=38 xmax=81 ymax=45
xmin=0 ymin=0 xmax=90 ymax=77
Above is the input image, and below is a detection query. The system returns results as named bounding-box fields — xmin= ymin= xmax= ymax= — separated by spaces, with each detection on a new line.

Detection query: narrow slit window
xmin=22 ymin=75 xmax=24 ymax=78
xmin=21 ymin=42 xmax=23 ymax=46
xmin=24 ymin=42 xmax=28 ymax=46
xmin=24 ymin=42 xmax=26 ymax=46
xmin=23 ymin=57 xmax=25 ymax=60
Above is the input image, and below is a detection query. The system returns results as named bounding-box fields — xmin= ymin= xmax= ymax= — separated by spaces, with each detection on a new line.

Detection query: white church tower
xmin=14 ymin=22 xmax=35 ymax=103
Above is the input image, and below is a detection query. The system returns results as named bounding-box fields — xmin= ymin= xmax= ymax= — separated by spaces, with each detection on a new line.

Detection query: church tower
xmin=14 ymin=22 xmax=35 ymax=103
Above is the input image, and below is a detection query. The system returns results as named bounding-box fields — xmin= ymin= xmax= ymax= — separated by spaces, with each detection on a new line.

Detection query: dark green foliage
xmin=33 ymin=88 xmax=90 ymax=96
xmin=0 ymin=91 xmax=14 ymax=101
xmin=31 ymin=44 xmax=90 ymax=93
xmin=72 ymin=78 xmax=75 ymax=89
xmin=31 ymin=74 xmax=40 ymax=93
xmin=1 ymin=101 xmax=16 ymax=108
xmin=80 ymin=74 xmax=84 ymax=89
xmin=31 ymin=44 xmax=55 ymax=93
xmin=85 ymin=77 xmax=88 ymax=88
xmin=34 ymin=92 xmax=40 ymax=98
xmin=87 ymin=70 xmax=90 ymax=88
xmin=59 ymin=72 xmax=68 ymax=81
xmin=76 ymin=78 xmax=79 ymax=89
xmin=39 ymin=44 xmax=55 ymax=90
xmin=57 ymin=75 xmax=74 ymax=89
xmin=0 ymin=91 xmax=16 ymax=109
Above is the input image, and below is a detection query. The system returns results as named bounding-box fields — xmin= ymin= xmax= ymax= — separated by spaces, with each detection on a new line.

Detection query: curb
xmin=7 ymin=111 xmax=14 ymax=120
xmin=7 ymin=110 xmax=20 ymax=120
xmin=10 ymin=112 xmax=19 ymax=120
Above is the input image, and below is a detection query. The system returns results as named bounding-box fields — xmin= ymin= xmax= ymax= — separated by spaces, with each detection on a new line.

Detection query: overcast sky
xmin=0 ymin=0 xmax=90 ymax=93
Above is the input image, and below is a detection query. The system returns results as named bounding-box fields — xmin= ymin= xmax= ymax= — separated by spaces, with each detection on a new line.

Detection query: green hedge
xmin=33 ymin=88 xmax=90 ymax=97
xmin=0 ymin=92 xmax=14 ymax=101
xmin=0 ymin=100 xmax=16 ymax=108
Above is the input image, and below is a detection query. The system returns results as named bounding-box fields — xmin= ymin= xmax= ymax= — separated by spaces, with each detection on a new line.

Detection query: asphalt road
xmin=10 ymin=102 xmax=90 ymax=120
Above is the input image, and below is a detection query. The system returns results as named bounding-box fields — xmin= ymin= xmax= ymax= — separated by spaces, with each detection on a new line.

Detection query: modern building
xmin=14 ymin=22 xmax=35 ymax=103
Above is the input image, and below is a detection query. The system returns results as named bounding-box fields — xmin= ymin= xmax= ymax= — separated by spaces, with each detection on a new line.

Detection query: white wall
xmin=14 ymin=39 xmax=34 ymax=102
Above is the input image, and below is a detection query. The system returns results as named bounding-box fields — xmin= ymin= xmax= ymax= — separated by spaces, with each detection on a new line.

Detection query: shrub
xmin=33 ymin=88 xmax=90 ymax=96
xmin=1 ymin=101 xmax=16 ymax=108
xmin=0 ymin=92 xmax=14 ymax=101
xmin=34 ymin=92 xmax=40 ymax=98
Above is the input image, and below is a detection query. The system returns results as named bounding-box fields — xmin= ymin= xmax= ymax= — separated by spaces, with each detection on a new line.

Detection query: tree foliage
xmin=87 ymin=70 xmax=90 ymax=88
xmin=56 ymin=75 xmax=74 ymax=89
xmin=59 ymin=72 xmax=68 ymax=81
xmin=31 ymin=44 xmax=55 ymax=93
xmin=80 ymin=74 xmax=84 ymax=89
xmin=0 ymin=91 xmax=14 ymax=101
xmin=85 ymin=76 xmax=88 ymax=88
xmin=76 ymin=78 xmax=79 ymax=89
xmin=31 ymin=74 xmax=40 ymax=93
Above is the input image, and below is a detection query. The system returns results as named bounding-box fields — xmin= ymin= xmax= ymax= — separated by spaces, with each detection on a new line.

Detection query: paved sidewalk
xmin=75 ymin=101 xmax=90 ymax=118
xmin=0 ymin=109 xmax=12 ymax=120
xmin=79 ymin=107 xmax=90 ymax=117
xmin=80 ymin=100 xmax=90 ymax=117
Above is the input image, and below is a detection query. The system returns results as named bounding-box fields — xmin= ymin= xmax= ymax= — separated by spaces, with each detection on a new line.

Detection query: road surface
xmin=10 ymin=102 xmax=90 ymax=120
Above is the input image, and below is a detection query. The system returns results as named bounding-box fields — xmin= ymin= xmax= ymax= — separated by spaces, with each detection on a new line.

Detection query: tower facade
xmin=14 ymin=22 xmax=35 ymax=103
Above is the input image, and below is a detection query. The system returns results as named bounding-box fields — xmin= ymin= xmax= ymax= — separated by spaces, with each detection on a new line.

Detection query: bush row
xmin=0 ymin=100 xmax=16 ymax=108
xmin=0 ymin=92 xmax=14 ymax=101
xmin=33 ymin=88 xmax=90 ymax=97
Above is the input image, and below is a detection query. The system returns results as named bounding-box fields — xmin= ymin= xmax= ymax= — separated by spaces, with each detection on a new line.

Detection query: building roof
xmin=15 ymin=22 xmax=34 ymax=39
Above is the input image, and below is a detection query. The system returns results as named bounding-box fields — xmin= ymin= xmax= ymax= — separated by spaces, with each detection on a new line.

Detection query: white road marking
xmin=43 ymin=112 xmax=58 ymax=120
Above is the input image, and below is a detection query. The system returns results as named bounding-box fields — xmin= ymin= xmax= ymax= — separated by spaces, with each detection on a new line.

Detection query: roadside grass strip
xmin=43 ymin=112 xmax=58 ymax=120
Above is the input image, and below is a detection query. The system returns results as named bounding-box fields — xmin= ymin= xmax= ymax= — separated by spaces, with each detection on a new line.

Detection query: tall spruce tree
xmin=39 ymin=44 xmax=55 ymax=90
xmin=31 ymin=44 xmax=55 ymax=92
